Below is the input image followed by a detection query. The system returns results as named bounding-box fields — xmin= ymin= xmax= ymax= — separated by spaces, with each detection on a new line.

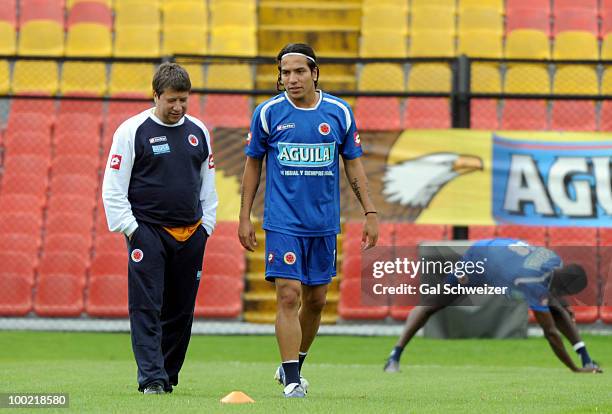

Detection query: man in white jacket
xmin=102 ymin=62 xmax=217 ymax=395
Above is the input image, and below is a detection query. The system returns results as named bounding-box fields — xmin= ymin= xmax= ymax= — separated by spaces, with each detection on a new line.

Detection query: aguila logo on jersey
xmin=268 ymin=253 xmax=274 ymax=263
xmin=283 ymin=252 xmax=296 ymax=265
xmin=131 ymin=249 xmax=143 ymax=263
xmin=277 ymin=142 xmax=335 ymax=167
xmin=318 ymin=122 xmax=331 ymax=135
xmin=354 ymin=132 xmax=361 ymax=146
xmin=188 ymin=134 xmax=199 ymax=146
xmin=208 ymin=154 xmax=215 ymax=169
xmin=110 ymin=154 xmax=122 ymax=170
xmin=246 ymin=131 xmax=252 ymax=145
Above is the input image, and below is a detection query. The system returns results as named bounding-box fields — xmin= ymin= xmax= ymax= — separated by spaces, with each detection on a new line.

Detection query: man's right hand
xmin=238 ymin=218 xmax=257 ymax=252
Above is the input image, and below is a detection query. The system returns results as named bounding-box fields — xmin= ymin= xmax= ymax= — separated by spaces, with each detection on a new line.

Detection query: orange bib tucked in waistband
xmin=163 ymin=219 xmax=202 ymax=242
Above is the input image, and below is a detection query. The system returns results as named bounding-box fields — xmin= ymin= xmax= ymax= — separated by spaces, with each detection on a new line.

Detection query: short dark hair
xmin=276 ymin=43 xmax=319 ymax=91
xmin=152 ymin=62 xmax=191 ymax=96
xmin=550 ymin=264 xmax=587 ymax=296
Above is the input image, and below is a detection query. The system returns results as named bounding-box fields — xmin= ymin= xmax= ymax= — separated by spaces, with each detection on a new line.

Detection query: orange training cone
xmin=220 ymin=391 xmax=255 ymax=404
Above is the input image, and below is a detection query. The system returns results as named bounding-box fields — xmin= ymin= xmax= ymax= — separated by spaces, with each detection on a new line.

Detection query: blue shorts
xmin=265 ymin=231 xmax=337 ymax=286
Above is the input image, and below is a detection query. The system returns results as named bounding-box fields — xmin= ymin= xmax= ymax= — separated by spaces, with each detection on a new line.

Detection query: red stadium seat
xmin=47 ymin=194 xmax=96 ymax=214
xmin=95 ymin=208 xmax=110 ymax=234
xmin=194 ymin=275 xmax=243 ymax=318
xmin=67 ymin=1 xmax=112 ymax=28
xmin=55 ymin=113 xmax=102 ymax=137
xmin=506 ymin=0 xmax=550 ymax=15
xmin=107 ymin=101 xmax=150 ymax=117
xmin=506 ymin=8 xmax=551 ymax=35
xmin=188 ymin=93 xmax=202 ymax=117
xmin=44 ymin=233 xmax=92 ymax=258
xmin=553 ymin=0 xmax=598 ymax=14
xmin=0 ymin=233 xmax=41 ymax=258
xmin=600 ymin=101 xmax=612 ymax=131
xmin=501 ymin=100 xmax=548 ymax=130
xmin=10 ymin=98 xmax=56 ymax=116
xmin=51 ymin=155 xmax=100 ymax=180
xmin=0 ymin=1 xmax=16 ymax=26
xmin=19 ymin=0 xmax=63 ymax=26
xmin=94 ymin=233 xmax=126 ymax=254
xmin=212 ymin=221 xmax=239 ymax=238
xmin=548 ymin=227 xmax=597 ymax=246
xmin=0 ymin=252 xmax=36 ymax=282
xmin=497 ymin=225 xmax=547 ymax=246
xmin=4 ymin=131 xmax=51 ymax=156
xmin=50 ymin=174 xmax=98 ymax=196
xmin=0 ymin=173 xmax=48 ymax=200
xmin=403 ymin=98 xmax=451 ymax=129
xmin=338 ymin=278 xmax=389 ymax=320
xmin=90 ymin=252 xmax=127 ymax=277
xmin=570 ymin=306 xmax=599 ymax=324
xmin=553 ymin=9 xmax=599 ymax=37
xmin=468 ymin=225 xmax=496 ymax=240
xmin=0 ymin=194 xmax=44 ymax=214
xmin=46 ymin=213 xmax=94 ymax=238
xmin=341 ymin=254 xmax=362 ymax=279
xmin=205 ymin=235 xmax=243 ymax=255
xmin=394 ymin=223 xmax=448 ymax=245
xmin=38 ymin=252 xmax=89 ymax=278
xmin=203 ymin=253 xmax=245 ymax=278
xmin=4 ymin=154 xmax=50 ymax=177
xmin=354 ymin=97 xmax=401 ymax=131
xmin=551 ymin=101 xmax=596 ymax=131
xmin=59 ymin=99 xmax=105 ymax=115
xmin=34 ymin=273 xmax=85 ymax=317
xmin=4 ymin=115 xmax=52 ymax=144
xmin=202 ymin=95 xmax=251 ymax=128
xmin=604 ymin=12 xmax=612 ymax=38
xmin=470 ymin=99 xmax=499 ymax=130
xmin=0 ymin=273 xmax=33 ymax=316
xmin=55 ymin=133 xmax=101 ymax=157
xmin=86 ymin=274 xmax=128 ymax=317
xmin=0 ymin=212 xmax=42 ymax=236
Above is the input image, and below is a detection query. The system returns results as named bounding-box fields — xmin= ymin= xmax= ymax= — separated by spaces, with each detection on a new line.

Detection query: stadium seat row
xmin=0 ymin=22 xmax=256 ymax=57
xmin=362 ymin=3 xmax=612 ymax=38
xmin=0 ymin=223 xmax=245 ymax=318
xmin=360 ymin=29 xmax=612 ymax=59
xmin=0 ymin=62 xmax=257 ymax=97
xmin=359 ymin=63 xmax=612 ymax=94
xmin=338 ymin=223 xmax=612 ymax=323
xmin=356 ymin=97 xmax=612 ymax=132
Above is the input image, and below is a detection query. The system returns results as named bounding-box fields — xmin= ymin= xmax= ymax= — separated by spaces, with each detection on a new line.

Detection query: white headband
xmin=280 ymin=52 xmax=316 ymax=63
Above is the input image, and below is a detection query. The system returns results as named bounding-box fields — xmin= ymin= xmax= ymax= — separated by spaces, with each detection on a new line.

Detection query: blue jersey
xmin=462 ymin=238 xmax=563 ymax=311
xmin=245 ymin=91 xmax=362 ymax=236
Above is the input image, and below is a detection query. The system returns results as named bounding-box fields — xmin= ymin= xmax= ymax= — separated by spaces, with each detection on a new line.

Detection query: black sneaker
xmin=143 ymin=383 xmax=165 ymax=395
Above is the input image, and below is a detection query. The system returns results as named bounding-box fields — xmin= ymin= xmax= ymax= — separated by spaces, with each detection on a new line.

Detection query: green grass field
xmin=1 ymin=331 xmax=611 ymax=413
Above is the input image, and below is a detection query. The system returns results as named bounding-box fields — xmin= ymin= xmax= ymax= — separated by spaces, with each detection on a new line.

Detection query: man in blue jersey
xmin=383 ymin=239 xmax=602 ymax=374
xmin=239 ymin=43 xmax=379 ymax=398
xmin=102 ymin=63 xmax=217 ymax=394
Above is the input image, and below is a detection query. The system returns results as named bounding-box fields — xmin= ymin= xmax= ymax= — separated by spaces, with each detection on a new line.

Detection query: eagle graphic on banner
xmin=382 ymin=153 xmax=483 ymax=221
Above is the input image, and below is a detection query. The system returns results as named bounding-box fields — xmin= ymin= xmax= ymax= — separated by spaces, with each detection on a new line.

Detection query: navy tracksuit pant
xmin=126 ymin=221 xmax=207 ymax=392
